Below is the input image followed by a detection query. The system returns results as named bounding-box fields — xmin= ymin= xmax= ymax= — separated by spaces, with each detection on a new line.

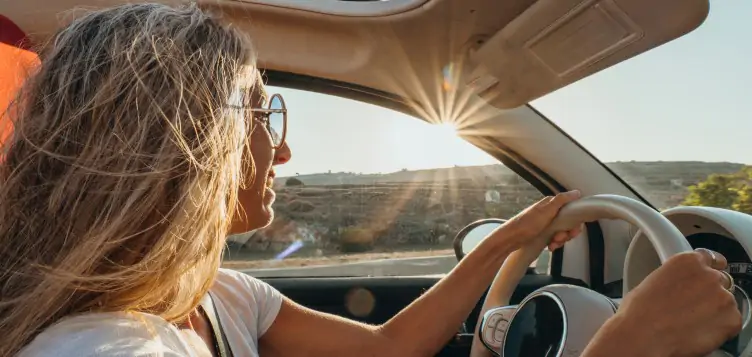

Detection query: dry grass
xmin=225 ymin=162 xmax=733 ymax=272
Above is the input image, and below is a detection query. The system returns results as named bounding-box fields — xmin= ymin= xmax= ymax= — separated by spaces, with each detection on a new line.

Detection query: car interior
xmin=3 ymin=0 xmax=751 ymax=356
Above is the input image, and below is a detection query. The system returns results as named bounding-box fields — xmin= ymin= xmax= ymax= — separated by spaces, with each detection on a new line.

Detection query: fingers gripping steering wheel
xmin=468 ymin=194 xmax=693 ymax=357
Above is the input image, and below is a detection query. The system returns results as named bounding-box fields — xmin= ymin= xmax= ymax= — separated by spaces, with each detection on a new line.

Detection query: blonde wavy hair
xmin=0 ymin=3 xmax=259 ymax=355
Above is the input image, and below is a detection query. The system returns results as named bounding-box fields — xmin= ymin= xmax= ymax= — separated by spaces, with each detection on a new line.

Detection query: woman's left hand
xmin=496 ymin=190 xmax=584 ymax=251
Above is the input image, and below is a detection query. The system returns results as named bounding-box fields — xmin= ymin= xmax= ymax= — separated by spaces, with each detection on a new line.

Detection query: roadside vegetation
xmin=682 ymin=166 xmax=752 ymax=213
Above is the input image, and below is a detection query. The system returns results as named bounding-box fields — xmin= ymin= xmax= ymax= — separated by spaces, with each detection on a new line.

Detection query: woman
xmin=1 ymin=3 xmax=740 ymax=357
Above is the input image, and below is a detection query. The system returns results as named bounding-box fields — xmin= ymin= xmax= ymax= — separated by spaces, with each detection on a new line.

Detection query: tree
xmin=683 ymin=173 xmax=738 ymax=209
xmin=734 ymin=185 xmax=752 ymax=214
xmin=736 ymin=166 xmax=752 ymax=181
xmin=683 ymin=166 xmax=752 ymax=212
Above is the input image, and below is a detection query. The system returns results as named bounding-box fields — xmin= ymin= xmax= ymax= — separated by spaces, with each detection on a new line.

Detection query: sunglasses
xmin=251 ymin=93 xmax=287 ymax=149
xmin=249 ymin=93 xmax=288 ymax=149
xmin=227 ymin=91 xmax=288 ymax=149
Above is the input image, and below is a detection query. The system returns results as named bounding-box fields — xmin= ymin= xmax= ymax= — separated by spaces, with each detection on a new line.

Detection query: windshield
xmin=225 ymin=88 xmax=550 ymax=278
xmin=532 ymin=1 xmax=751 ymax=210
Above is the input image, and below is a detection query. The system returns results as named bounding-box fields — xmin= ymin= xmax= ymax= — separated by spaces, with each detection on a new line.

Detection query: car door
xmin=221 ymin=84 xmax=589 ymax=356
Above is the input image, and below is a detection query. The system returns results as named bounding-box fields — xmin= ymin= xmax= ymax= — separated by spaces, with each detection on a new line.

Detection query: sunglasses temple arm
xmin=248 ymin=109 xmax=286 ymax=113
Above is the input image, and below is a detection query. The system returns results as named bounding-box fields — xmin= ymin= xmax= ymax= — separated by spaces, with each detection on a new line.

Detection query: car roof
xmin=3 ymin=0 xmax=709 ymax=115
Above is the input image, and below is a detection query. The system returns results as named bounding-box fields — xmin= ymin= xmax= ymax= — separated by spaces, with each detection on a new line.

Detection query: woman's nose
xmin=274 ymin=142 xmax=292 ymax=165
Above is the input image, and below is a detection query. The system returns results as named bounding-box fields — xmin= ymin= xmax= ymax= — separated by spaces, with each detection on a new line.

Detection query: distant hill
xmin=606 ymin=161 xmax=744 ymax=185
xmin=278 ymin=165 xmax=515 ymax=186
xmin=281 ymin=161 xmax=745 ymax=187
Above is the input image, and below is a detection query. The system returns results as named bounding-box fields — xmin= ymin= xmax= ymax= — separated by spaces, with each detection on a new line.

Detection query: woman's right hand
xmin=585 ymin=248 xmax=743 ymax=357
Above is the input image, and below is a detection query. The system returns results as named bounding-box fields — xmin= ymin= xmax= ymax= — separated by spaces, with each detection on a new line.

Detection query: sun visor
xmin=464 ymin=0 xmax=709 ymax=109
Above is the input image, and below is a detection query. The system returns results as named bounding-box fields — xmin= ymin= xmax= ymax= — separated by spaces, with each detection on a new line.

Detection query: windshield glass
xmin=532 ymin=1 xmax=751 ymax=210
xmin=225 ymin=88 xmax=550 ymax=278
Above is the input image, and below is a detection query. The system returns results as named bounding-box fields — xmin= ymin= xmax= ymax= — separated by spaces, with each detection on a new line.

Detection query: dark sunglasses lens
xmin=268 ymin=95 xmax=285 ymax=147
xmin=502 ymin=295 xmax=564 ymax=357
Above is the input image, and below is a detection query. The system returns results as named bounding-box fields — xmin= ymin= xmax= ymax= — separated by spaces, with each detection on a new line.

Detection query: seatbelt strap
xmin=199 ymin=292 xmax=234 ymax=357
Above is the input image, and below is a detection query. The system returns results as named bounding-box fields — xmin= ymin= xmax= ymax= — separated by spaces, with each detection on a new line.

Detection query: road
xmin=242 ymin=252 xmax=550 ymax=277
xmin=243 ymin=255 xmax=458 ymax=277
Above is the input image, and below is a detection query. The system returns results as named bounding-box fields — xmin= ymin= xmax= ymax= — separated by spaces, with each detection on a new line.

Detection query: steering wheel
xmin=468 ymin=194 xmax=695 ymax=357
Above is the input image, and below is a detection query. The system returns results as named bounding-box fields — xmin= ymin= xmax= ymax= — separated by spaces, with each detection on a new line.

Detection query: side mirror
xmin=452 ymin=218 xmax=506 ymax=261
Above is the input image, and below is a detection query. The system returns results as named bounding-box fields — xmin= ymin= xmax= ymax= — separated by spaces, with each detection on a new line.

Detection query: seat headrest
xmin=0 ymin=15 xmax=38 ymax=145
xmin=0 ymin=14 xmax=32 ymax=51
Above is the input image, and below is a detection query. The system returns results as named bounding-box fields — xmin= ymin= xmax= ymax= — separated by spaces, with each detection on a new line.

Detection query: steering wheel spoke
xmin=478 ymin=305 xmax=517 ymax=355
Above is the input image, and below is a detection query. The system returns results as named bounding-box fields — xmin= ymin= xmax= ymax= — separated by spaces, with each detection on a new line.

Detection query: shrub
xmin=286 ymin=177 xmax=304 ymax=186
xmin=338 ymin=227 xmax=375 ymax=253
xmin=288 ymin=200 xmax=316 ymax=213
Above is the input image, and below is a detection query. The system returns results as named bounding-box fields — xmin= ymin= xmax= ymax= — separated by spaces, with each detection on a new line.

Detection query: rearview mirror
xmin=452 ymin=219 xmax=506 ymax=261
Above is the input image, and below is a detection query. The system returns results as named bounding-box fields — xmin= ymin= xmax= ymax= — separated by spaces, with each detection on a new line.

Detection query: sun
xmin=429 ymin=121 xmax=459 ymax=139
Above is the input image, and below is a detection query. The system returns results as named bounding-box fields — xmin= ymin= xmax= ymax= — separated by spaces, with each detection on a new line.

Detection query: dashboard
xmin=686 ymin=232 xmax=752 ymax=355
xmin=624 ymin=206 xmax=752 ymax=294
xmin=687 ymin=232 xmax=752 ymax=286
xmin=624 ymin=206 xmax=752 ymax=356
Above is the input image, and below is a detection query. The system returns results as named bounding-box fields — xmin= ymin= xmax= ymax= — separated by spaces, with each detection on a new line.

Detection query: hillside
xmin=227 ymin=161 xmax=745 ymax=259
xmin=281 ymin=161 xmax=744 ymax=188
xmin=606 ymin=161 xmax=744 ymax=207
xmin=606 ymin=161 xmax=744 ymax=185
xmin=276 ymin=165 xmax=516 ymax=186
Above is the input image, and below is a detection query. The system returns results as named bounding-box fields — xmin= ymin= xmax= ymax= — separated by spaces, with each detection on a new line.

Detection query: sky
xmin=270 ymin=1 xmax=752 ymax=178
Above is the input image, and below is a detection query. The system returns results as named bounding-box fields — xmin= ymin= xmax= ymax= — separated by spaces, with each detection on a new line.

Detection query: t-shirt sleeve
xmin=248 ymin=274 xmax=284 ymax=335
xmin=214 ymin=268 xmax=284 ymax=337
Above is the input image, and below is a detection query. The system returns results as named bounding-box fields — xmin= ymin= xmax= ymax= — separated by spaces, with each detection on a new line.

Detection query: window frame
xmin=262 ymin=70 xmax=605 ymax=287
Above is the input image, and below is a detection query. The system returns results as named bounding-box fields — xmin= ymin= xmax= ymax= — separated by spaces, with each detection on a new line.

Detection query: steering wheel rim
xmin=468 ymin=194 xmax=693 ymax=357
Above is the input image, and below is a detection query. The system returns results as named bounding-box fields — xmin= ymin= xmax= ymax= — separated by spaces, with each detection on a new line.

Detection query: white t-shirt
xmin=17 ymin=269 xmax=283 ymax=357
